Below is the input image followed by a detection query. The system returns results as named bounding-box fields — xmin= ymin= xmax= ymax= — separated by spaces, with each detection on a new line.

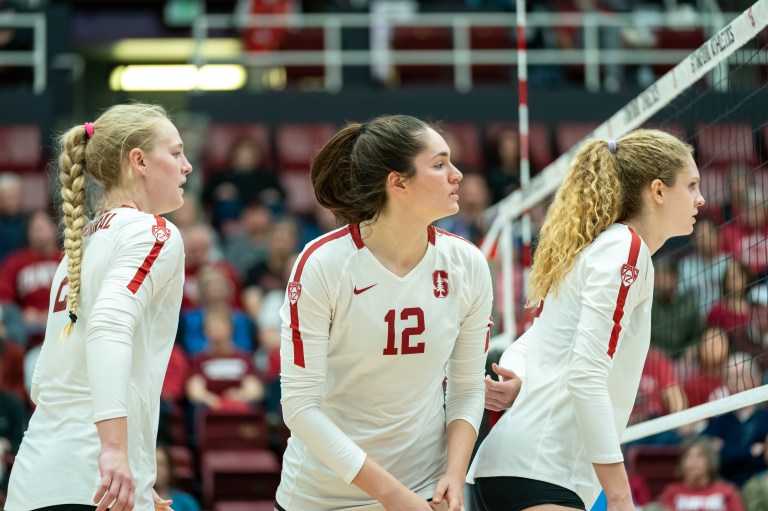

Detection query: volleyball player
xmin=275 ymin=115 xmax=493 ymax=511
xmin=6 ymin=103 xmax=192 ymax=511
xmin=468 ymin=129 xmax=705 ymax=511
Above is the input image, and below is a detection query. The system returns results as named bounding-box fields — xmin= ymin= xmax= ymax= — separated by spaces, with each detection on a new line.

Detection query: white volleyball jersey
xmin=277 ymin=224 xmax=493 ymax=511
xmin=7 ymin=207 xmax=184 ymax=511
xmin=468 ymin=223 xmax=654 ymax=510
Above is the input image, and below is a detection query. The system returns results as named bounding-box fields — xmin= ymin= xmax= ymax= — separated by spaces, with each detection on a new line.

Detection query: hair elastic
xmin=84 ymin=122 xmax=94 ymax=139
xmin=607 ymin=139 xmax=617 ymax=153
xmin=359 ymin=123 xmax=368 ymax=134
xmin=68 ymin=311 xmax=78 ymax=324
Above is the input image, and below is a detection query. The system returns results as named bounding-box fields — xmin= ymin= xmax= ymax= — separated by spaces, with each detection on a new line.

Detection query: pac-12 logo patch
xmin=152 ymin=225 xmax=171 ymax=243
xmin=287 ymin=281 xmax=302 ymax=304
xmin=620 ymin=264 xmax=639 ymax=287
xmin=433 ymin=270 xmax=449 ymax=298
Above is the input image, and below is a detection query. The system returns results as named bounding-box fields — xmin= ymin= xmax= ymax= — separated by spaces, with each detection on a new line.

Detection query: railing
xmin=191 ymin=10 xmax=743 ymax=93
xmin=0 ymin=11 xmax=46 ymax=94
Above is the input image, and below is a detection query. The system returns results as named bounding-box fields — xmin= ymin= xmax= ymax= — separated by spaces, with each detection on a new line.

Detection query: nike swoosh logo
xmin=353 ymin=284 xmax=378 ymax=295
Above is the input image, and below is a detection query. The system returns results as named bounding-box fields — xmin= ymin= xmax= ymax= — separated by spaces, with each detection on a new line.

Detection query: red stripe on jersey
xmin=428 ymin=225 xmax=436 ymax=245
xmin=290 ymin=226 xmax=352 ymax=367
xmin=433 ymin=227 xmax=478 ymax=248
xmin=127 ymin=216 xmax=168 ymax=295
xmin=350 ymin=223 xmax=365 ymax=250
xmin=606 ymin=227 xmax=641 ymax=358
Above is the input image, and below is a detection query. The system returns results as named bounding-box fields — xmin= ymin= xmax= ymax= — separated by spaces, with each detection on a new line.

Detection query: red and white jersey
xmin=0 ymin=247 xmax=62 ymax=311
xmin=468 ymin=223 xmax=654 ymax=509
xmin=277 ymin=224 xmax=493 ymax=510
xmin=6 ymin=207 xmax=184 ymax=511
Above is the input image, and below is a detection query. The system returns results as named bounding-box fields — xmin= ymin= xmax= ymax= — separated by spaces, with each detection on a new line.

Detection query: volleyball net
xmin=481 ymin=0 xmax=768 ymax=443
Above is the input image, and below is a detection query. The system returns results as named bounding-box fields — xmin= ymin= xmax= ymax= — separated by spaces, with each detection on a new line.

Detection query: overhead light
xmin=111 ymin=38 xmax=242 ymax=61
xmin=109 ymin=64 xmax=247 ymax=91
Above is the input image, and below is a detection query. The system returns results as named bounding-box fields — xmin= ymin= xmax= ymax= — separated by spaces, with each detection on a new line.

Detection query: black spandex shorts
xmin=472 ymin=476 xmax=586 ymax=511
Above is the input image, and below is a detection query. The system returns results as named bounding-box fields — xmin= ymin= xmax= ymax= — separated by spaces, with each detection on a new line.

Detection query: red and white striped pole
xmin=517 ymin=0 xmax=532 ymax=336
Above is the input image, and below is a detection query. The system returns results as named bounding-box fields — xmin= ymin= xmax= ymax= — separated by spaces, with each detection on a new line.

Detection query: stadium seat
xmin=276 ymin=28 xmax=326 ymax=87
xmin=280 ymin=171 xmax=316 ymax=215
xmin=392 ymin=27 xmax=453 ymax=85
xmin=652 ymin=28 xmax=706 ymax=75
xmin=626 ymin=444 xmax=681 ymax=499
xmin=214 ymin=501 xmax=276 ymax=511
xmin=440 ymin=122 xmax=484 ymax=174
xmin=0 ymin=124 xmax=43 ymax=173
xmin=197 ymin=408 xmax=270 ymax=452
xmin=275 ymin=122 xmax=337 ymax=173
xmin=470 ymin=26 xmax=514 ymax=83
xmin=167 ymin=445 xmax=197 ymax=495
xmin=203 ymin=123 xmax=273 ymax=175
xmin=697 ymin=165 xmax=728 ymax=222
xmin=485 ymin=122 xmax=553 ymax=172
xmin=201 ymin=450 xmax=281 ymax=507
xmin=554 ymin=121 xmax=602 ymax=155
xmin=696 ymin=122 xmax=758 ymax=166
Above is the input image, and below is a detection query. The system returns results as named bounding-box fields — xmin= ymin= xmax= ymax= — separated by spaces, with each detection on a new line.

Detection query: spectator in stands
xmin=650 ymin=257 xmax=702 ymax=357
xmin=166 ymin=194 xmax=204 ymax=233
xmin=154 ymin=444 xmax=200 ymax=511
xmin=201 ymin=136 xmax=284 ymax=233
xmin=0 ymin=210 xmax=62 ymax=340
xmin=0 ymin=362 xmax=25 ymax=456
xmin=742 ymin=431 xmax=768 ymax=511
xmin=182 ymin=223 xmax=242 ymax=310
xmin=222 ymin=199 xmax=272 ymax=278
xmin=182 ymin=265 xmax=255 ymax=355
xmin=630 ymin=347 xmax=687 ymax=437
xmin=683 ymin=326 xmax=730 ymax=407
xmin=703 ymin=353 xmax=768 ymax=487
xmin=485 ymin=127 xmax=521 ymax=204
xmin=242 ymin=218 xmax=299 ymax=320
xmin=723 ymin=165 xmax=753 ymax=223
xmin=659 ymin=436 xmax=744 ymax=511
xmin=297 ymin=200 xmax=338 ymax=248
xmin=720 ymin=187 xmax=768 ymax=278
xmin=435 ymin=173 xmax=491 ymax=245
xmin=0 ymin=173 xmax=28 ymax=264
xmin=707 ymin=260 xmax=761 ymax=358
xmin=678 ymin=216 xmax=729 ymax=317
xmin=185 ymin=304 xmax=264 ymax=411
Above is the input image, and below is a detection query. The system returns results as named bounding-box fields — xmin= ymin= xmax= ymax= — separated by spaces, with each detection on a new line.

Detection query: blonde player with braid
xmin=468 ymin=130 xmax=705 ymax=511
xmin=6 ymin=103 xmax=192 ymax=511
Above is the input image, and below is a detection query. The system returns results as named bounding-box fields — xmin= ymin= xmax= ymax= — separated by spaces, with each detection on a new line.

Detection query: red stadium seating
xmin=275 ymin=122 xmax=337 ymax=173
xmin=698 ymin=165 xmax=728 ymax=221
xmin=440 ymin=122 xmax=484 ymax=174
xmin=280 ymin=171 xmax=316 ymax=215
xmin=554 ymin=121 xmax=601 ymax=155
xmin=470 ymin=26 xmax=514 ymax=83
xmin=197 ymin=409 xmax=270 ymax=453
xmin=626 ymin=444 xmax=681 ymax=499
xmin=392 ymin=27 xmax=453 ymax=85
xmin=0 ymin=124 xmax=43 ymax=173
xmin=641 ymin=122 xmax=687 ymax=142
xmin=203 ymin=123 xmax=273 ymax=175
xmin=201 ymin=450 xmax=281 ymax=507
xmin=168 ymin=445 xmax=197 ymax=495
xmin=276 ymin=28 xmax=326 ymax=86
xmin=653 ymin=28 xmax=706 ymax=75
xmin=214 ymin=501 xmax=276 ymax=511
xmin=485 ymin=122 xmax=553 ymax=172
xmin=696 ymin=122 xmax=757 ymax=166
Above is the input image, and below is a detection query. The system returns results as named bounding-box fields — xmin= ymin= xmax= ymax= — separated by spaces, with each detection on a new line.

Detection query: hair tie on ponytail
xmin=607 ymin=139 xmax=617 ymax=153
xmin=359 ymin=123 xmax=368 ymax=135
xmin=68 ymin=311 xmax=78 ymax=324
xmin=84 ymin=122 xmax=94 ymax=139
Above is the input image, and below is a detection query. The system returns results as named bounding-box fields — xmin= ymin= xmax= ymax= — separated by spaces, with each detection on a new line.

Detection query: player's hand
xmin=431 ymin=473 xmax=465 ymax=511
xmin=94 ymin=446 xmax=135 ymax=511
xmin=152 ymin=488 xmax=174 ymax=511
xmin=484 ymin=363 xmax=522 ymax=411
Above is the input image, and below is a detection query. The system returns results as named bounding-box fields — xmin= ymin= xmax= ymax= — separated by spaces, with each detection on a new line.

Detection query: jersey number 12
xmin=383 ymin=307 xmax=425 ymax=355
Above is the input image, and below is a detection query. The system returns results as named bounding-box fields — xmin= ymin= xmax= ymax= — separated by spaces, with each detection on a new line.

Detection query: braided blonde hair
xmin=527 ymin=129 xmax=693 ymax=306
xmin=57 ymin=103 xmax=169 ymax=338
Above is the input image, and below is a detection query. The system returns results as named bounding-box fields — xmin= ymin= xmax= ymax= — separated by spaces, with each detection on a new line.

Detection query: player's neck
xmin=360 ymin=216 xmax=430 ymax=278
xmin=623 ymin=214 xmax=661 ymax=255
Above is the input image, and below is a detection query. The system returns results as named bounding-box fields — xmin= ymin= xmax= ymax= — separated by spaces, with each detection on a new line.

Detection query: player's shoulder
xmin=296 ymin=224 xmax=359 ymax=268
xmin=102 ymin=208 xmax=181 ymax=246
xmin=432 ymin=226 xmax=486 ymax=262
xmin=588 ymin=223 xmax=649 ymax=262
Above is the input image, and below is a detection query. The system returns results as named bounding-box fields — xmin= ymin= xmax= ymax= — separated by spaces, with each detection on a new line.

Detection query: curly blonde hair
xmin=57 ymin=103 xmax=169 ymax=338
xmin=527 ymin=129 xmax=693 ymax=306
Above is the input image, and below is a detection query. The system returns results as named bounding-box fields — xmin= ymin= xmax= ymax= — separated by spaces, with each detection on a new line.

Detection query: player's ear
xmin=128 ymin=148 xmax=148 ymax=177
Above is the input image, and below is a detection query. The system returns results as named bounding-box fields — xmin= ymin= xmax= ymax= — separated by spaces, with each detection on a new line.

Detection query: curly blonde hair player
xmin=527 ymin=128 xmax=694 ymax=306
xmin=57 ymin=103 xmax=169 ymax=338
